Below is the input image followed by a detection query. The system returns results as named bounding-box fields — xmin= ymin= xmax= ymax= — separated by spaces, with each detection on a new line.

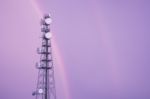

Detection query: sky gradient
xmin=0 ymin=0 xmax=150 ymax=99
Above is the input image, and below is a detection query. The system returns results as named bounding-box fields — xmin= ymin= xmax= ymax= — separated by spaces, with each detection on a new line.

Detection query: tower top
xmin=41 ymin=13 xmax=52 ymax=26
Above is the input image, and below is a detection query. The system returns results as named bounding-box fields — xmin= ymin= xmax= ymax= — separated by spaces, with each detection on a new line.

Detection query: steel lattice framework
xmin=32 ymin=14 xmax=56 ymax=99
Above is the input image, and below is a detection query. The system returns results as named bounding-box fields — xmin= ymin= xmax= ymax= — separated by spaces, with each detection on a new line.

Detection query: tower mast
xmin=33 ymin=14 xmax=56 ymax=99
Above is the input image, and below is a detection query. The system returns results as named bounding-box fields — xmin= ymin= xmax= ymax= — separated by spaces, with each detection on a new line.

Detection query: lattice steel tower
xmin=32 ymin=14 xmax=56 ymax=99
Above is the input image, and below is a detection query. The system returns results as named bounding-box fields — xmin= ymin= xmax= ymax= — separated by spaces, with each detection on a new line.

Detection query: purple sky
xmin=0 ymin=0 xmax=150 ymax=99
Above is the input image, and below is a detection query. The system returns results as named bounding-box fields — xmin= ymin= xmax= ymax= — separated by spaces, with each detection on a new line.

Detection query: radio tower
xmin=32 ymin=14 xmax=56 ymax=99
